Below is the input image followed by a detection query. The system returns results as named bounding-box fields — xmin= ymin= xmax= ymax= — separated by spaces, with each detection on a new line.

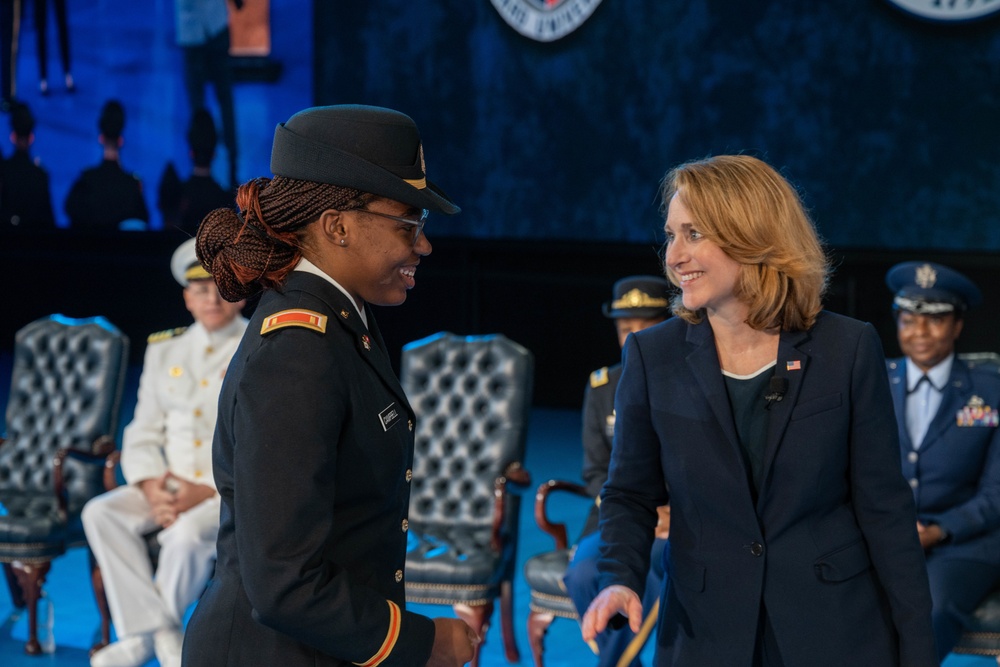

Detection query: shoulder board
xmin=590 ymin=366 xmax=610 ymax=388
xmin=147 ymin=326 xmax=187 ymax=344
xmin=260 ymin=309 xmax=328 ymax=336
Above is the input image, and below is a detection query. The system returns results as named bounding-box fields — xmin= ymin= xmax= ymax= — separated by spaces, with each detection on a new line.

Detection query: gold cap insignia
xmin=611 ymin=288 xmax=670 ymax=312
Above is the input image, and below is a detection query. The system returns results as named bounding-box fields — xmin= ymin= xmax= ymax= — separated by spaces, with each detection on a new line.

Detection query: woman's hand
xmin=581 ymin=585 xmax=643 ymax=642
xmin=426 ymin=617 xmax=479 ymax=666
xmin=654 ymin=504 xmax=671 ymax=540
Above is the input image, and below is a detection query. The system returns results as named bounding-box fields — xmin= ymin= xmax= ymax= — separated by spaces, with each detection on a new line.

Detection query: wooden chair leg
xmin=454 ymin=602 xmax=494 ymax=667
xmin=499 ymin=579 xmax=519 ymax=662
xmin=527 ymin=610 xmax=555 ymax=667
xmin=89 ymin=549 xmax=112 ymax=655
xmin=10 ymin=560 xmax=51 ymax=655
xmin=3 ymin=562 xmax=26 ymax=608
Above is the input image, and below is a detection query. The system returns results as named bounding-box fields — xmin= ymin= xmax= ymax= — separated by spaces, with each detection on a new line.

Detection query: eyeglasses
xmin=359 ymin=207 xmax=429 ymax=244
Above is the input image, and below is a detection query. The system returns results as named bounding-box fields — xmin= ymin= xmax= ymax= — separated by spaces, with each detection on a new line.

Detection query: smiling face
xmin=663 ymin=193 xmax=743 ymax=320
xmin=337 ymin=198 xmax=433 ymax=307
xmin=896 ymin=310 xmax=963 ymax=372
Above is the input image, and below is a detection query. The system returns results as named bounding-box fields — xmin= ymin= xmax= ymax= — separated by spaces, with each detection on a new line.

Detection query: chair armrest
xmin=534 ymin=479 xmax=590 ymax=550
xmin=53 ymin=436 xmax=119 ymax=514
xmin=491 ymin=462 xmax=531 ymax=552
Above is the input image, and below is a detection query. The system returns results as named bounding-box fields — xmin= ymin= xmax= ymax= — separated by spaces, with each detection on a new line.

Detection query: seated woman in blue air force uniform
xmin=180 ymin=105 xmax=478 ymax=667
xmin=83 ymin=237 xmax=247 ymax=667
xmin=884 ymin=260 xmax=1000 ymax=662
xmin=581 ymin=155 xmax=937 ymax=667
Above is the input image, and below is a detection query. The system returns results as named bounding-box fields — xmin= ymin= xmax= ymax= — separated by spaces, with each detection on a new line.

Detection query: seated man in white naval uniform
xmin=83 ymin=237 xmax=247 ymax=667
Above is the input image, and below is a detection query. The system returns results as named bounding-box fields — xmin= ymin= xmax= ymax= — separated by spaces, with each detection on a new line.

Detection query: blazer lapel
xmin=757 ymin=328 xmax=810 ymax=506
xmin=685 ymin=322 xmax=741 ymax=457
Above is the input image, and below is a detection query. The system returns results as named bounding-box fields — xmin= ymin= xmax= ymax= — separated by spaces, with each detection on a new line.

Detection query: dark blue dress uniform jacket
xmin=887 ymin=356 xmax=1000 ymax=563
xmin=182 ymin=271 xmax=434 ymax=667
xmin=597 ymin=311 xmax=937 ymax=666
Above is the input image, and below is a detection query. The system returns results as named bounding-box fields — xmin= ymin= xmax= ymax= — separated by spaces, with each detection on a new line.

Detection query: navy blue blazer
xmin=183 ymin=272 xmax=433 ymax=667
xmin=887 ymin=355 xmax=1000 ymax=563
xmin=597 ymin=311 xmax=936 ymax=666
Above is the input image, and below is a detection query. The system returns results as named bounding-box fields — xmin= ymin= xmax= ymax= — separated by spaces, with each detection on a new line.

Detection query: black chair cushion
xmin=954 ymin=587 xmax=1000 ymax=655
xmin=524 ymin=549 xmax=578 ymax=618
xmin=406 ymin=526 xmax=503 ymax=604
xmin=0 ymin=490 xmax=66 ymax=559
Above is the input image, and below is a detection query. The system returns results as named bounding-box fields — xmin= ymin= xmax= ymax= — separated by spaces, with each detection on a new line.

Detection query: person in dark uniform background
xmin=175 ymin=0 xmax=241 ymax=190
xmin=33 ymin=0 xmax=73 ymax=95
xmin=564 ymin=275 xmax=671 ymax=666
xmin=0 ymin=100 xmax=54 ymax=228
xmin=157 ymin=107 xmax=232 ymax=233
xmin=182 ymin=104 xmax=477 ymax=667
xmin=0 ymin=0 xmax=21 ymax=110
xmin=64 ymin=99 xmax=149 ymax=229
xmin=884 ymin=261 xmax=1000 ymax=662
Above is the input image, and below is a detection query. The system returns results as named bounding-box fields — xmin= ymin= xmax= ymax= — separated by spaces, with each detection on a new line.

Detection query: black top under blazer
xmin=182 ymin=271 xmax=433 ymax=667
xmin=597 ymin=311 xmax=937 ymax=666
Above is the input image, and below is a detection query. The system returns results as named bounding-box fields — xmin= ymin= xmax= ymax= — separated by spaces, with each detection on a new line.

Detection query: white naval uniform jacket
xmin=121 ymin=317 xmax=248 ymax=488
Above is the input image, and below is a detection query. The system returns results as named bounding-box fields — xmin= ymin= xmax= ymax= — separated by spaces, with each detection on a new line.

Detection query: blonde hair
xmin=661 ymin=155 xmax=828 ymax=332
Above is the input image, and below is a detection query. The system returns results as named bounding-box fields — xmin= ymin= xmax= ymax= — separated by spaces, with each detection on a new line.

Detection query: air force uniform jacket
xmin=182 ymin=271 xmax=433 ymax=667
xmin=887 ymin=355 xmax=1000 ymax=563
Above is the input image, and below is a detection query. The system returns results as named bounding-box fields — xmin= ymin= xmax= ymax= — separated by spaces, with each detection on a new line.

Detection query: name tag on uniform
xmin=379 ymin=403 xmax=402 ymax=431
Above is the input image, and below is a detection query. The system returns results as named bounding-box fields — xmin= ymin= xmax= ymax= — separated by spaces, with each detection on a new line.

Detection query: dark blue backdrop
xmin=315 ymin=1 xmax=1000 ymax=250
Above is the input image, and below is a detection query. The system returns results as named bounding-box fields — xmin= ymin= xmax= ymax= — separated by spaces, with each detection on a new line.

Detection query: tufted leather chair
xmin=953 ymin=585 xmax=1000 ymax=663
xmin=401 ymin=332 xmax=533 ymax=667
xmin=523 ymin=479 xmax=592 ymax=667
xmin=0 ymin=314 xmax=128 ymax=654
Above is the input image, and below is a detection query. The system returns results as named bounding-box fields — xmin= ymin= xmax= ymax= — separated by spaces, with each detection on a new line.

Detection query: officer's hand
xmin=166 ymin=472 xmax=216 ymax=514
xmin=581 ymin=585 xmax=643 ymax=642
xmin=654 ymin=504 xmax=671 ymax=540
xmin=426 ymin=617 xmax=478 ymax=666
xmin=140 ymin=473 xmax=178 ymax=527
xmin=916 ymin=521 xmax=945 ymax=549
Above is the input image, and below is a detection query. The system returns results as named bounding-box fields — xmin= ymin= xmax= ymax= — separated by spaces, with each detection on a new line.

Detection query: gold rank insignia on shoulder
xmin=590 ymin=367 xmax=610 ymax=388
xmin=260 ymin=309 xmax=328 ymax=335
xmin=147 ymin=327 xmax=187 ymax=344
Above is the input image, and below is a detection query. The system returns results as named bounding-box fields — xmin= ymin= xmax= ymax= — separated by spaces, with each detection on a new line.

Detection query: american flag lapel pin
xmin=786 ymin=360 xmax=802 ymax=371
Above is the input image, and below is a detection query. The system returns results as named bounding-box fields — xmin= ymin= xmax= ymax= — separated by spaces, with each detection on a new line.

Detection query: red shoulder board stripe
xmin=260 ymin=309 xmax=328 ymax=335
xmin=354 ymin=600 xmax=401 ymax=667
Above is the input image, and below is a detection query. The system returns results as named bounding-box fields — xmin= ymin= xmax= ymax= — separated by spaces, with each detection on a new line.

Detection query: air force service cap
xmin=886 ymin=261 xmax=982 ymax=315
xmin=171 ymin=237 xmax=212 ymax=286
xmin=602 ymin=275 xmax=671 ymax=319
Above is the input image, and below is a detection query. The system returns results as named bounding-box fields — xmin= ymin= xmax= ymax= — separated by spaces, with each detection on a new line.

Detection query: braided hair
xmin=196 ymin=176 xmax=374 ymax=302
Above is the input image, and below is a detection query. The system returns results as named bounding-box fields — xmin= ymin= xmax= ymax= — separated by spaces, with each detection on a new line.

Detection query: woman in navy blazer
xmin=581 ymin=155 xmax=936 ymax=666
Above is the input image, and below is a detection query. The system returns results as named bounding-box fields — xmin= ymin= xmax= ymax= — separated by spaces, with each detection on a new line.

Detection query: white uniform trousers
xmin=82 ymin=485 xmax=220 ymax=637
